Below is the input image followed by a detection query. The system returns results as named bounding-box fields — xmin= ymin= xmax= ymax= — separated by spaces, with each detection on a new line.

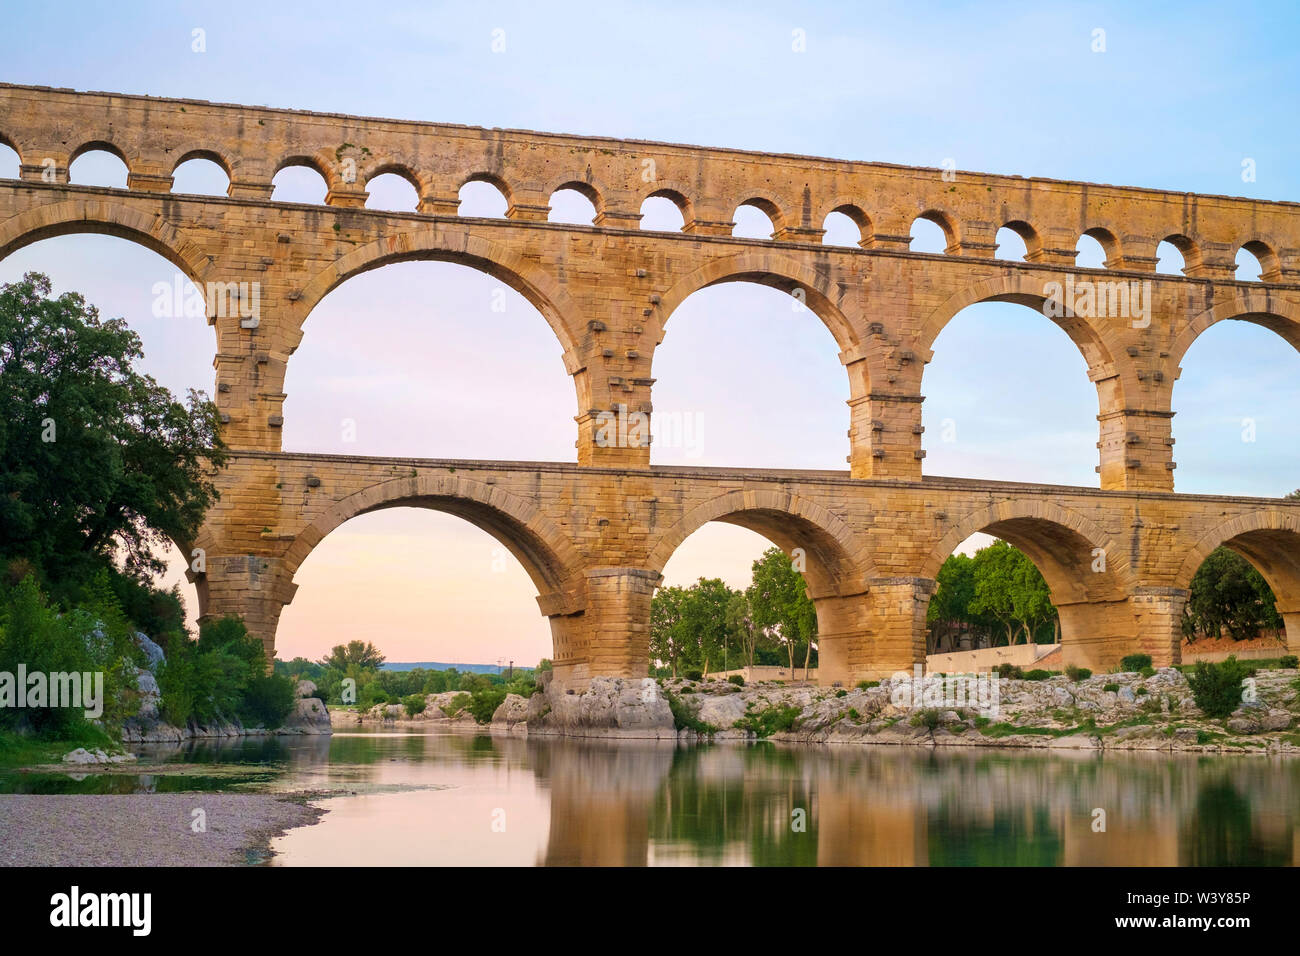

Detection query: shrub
xmin=1103 ymin=682 xmax=1120 ymax=693
xmin=1023 ymin=669 xmax=1052 ymax=681
xmin=835 ymin=689 xmax=848 ymax=698
xmin=1120 ymin=653 xmax=1152 ymax=673
xmin=466 ymin=687 xmax=507 ymax=724
xmin=910 ymin=708 xmax=943 ymax=730
xmin=728 ymin=675 xmax=745 ymax=686
xmin=1139 ymin=666 xmax=1156 ymax=678
xmin=239 ymin=673 xmax=297 ymax=729
xmin=683 ymin=669 xmax=704 ymax=682
xmin=734 ymin=704 xmax=801 ymax=738
xmin=663 ymin=687 xmax=713 ymax=734
xmin=1065 ymin=665 xmax=1092 ymax=682
xmin=440 ymin=693 xmax=471 ymax=717
xmin=996 ymin=664 xmax=1024 ymax=680
xmin=402 ymin=693 xmax=427 ymax=718
xmin=1187 ymin=656 xmax=1252 ymax=719
xmin=1281 ymin=655 xmax=1299 ymax=669
xmin=856 ymin=680 xmax=879 ymax=690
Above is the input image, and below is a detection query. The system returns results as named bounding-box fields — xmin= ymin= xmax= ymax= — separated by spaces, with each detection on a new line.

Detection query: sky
xmin=1 ymin=1 xmax=1297 ymax=664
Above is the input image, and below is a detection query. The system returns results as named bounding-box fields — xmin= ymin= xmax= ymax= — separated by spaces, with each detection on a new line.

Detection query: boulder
xmin=295 ymin=679 xmax=318 ymax=699
xmin=491 ymin=693 xmax=530 ymax=733
xmin=281 ymin=696 xmax=332 ymax=734
xmin=696 ymin=692 xmax=747 ymax=729
xmin=530 ymin=677 xmax=675 ymax=738
xmin=62 ymin=747 xmax=136 ymax=764
xmin=133 ymin=632 xmax=166 ymax=671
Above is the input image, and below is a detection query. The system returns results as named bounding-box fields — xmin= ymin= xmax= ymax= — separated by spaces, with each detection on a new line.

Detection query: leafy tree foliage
xmin=1182 ymin=547 xmax=1282 ymax=641
xmin=0 ymin=272 xmax=226 ymax=581
xmin=927 ymin=540 xmax=1056 ymax=650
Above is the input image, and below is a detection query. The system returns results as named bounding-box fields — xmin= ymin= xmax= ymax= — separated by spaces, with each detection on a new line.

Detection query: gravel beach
xmin=0 ymin=794 xmax=327 ymax=866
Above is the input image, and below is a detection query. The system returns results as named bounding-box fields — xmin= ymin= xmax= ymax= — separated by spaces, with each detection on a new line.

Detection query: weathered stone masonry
xmin=1 ymin=84 xmax=1298 ymax=686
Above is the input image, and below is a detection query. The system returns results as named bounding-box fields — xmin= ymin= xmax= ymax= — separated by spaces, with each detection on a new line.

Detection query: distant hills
xmin=380 ymin=661 xmax=525 ymax=674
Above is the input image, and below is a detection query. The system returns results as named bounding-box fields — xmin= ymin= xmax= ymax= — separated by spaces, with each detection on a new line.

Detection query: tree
xmin=926 ymin=552 xmax=976 ymax=653
xmin=725 ymin=591 xmax=761 ymax=669
xmin=678 ymin=577 xmax=734 ymax=677
xmin=747 ymin=547 xmax=817 ymax=677
xmin=968 ymin=540 xmax=1056 ymax=645
xmin=0 ymin=272 xmax=226 ymax=581
xmin=318 ymin=640 xmax=386 ymax=670
xmin=1182 ymin=546 xmax=1282 ymax=641
xmin=650 ymin=585 xmax=689 ymax=677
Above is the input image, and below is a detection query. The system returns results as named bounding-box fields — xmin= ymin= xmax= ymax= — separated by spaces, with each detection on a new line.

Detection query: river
xmin=6 ymin=731 xmax=1299 ymax=865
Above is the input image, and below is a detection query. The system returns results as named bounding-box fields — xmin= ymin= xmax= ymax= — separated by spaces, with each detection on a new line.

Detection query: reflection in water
xmin=6 ymin=732 xmax=1297 ymax=865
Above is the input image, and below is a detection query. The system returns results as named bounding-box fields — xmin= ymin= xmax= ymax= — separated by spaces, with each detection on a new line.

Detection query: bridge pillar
xmin=198 ymin=554 xmax=298 ymax=663
xmin=1058 ymin=590 xmax=1184 ymax=671
xmin=546 ymin=567 xmax=660 ymax=690
xmin=816 ymin=579 xmax=932 ymax=685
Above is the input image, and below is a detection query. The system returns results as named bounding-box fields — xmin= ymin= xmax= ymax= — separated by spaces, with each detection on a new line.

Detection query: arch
xmin=284 ymin=474 xmax=585 ymax=604
xmin=68 ymin=142 xmax=130 ymax=188
xmin=0 ymin=130 xmax=21 ymax=166
xmin=910 ymin=210 xmax=958 ymax=254
xmin=1238 ymin=240 xmax=1282 ymax=283
xmin=548 ymin=183 xmax=599 ymax=224
xmin=460 ymin=171 xmax=514 ymax=206
xmin=822 ymin=202 xmax=871 ymax=247
xmin=171 ymin=153 xmax=230 ymax=196
xmin=1077 ymin=227 xmax=1120 ymax=269
xmin=653 ymin=250 xmax=860 ymax=351
xmin=1175 ymin=511 xmax=1300 ymax=599
xmin=0 ymin=197 xmax=210 ymax=287
xmin=924 ymin=500 xmax=1132 ymax=605
xmin=362 ymin=162 xmax=425 ymax=196
xmin=731 ymin=194 xmax=788 ymax=238
xmin=272 ymin=155 xmax=333 ymax=203
xmin=363 ymin=170 xmax=420 ymax=212
xmin=648 ymin=489 xmax=874 ymax=598
xmin=1169 ymin=293 xmax=1300 ymax=368
xmin=917 ymin=273 xmax=1126 ymax=380
xmin=1157 ymin=233 xmax=1200 ymax=276
xmin=0 ymin=138 xmax=19 ymax=179
xmin=639 ymin=188 xmax=690 ymax=231
xmin=547 ymin=178 xmax=606 ymax=217
xmin=171 ymin=148 xmax=233 ymax=179
xmin=998 ymin=220 xmax=1040 ymax=261
xmin=292 ymin=226 xmax=583 ymax=359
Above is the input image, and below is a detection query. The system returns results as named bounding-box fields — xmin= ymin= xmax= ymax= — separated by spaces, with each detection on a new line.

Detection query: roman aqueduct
xmin=2 ymin=83 xmax=1298 ymax=686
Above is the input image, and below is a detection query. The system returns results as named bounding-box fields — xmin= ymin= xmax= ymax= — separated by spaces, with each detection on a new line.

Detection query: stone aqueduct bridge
xmin=2 ymin=83 xmax=1299 ymax=686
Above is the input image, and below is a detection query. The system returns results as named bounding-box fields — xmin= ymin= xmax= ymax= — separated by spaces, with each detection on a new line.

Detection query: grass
xmin=0 ymin=725 xmax=122 ymax=769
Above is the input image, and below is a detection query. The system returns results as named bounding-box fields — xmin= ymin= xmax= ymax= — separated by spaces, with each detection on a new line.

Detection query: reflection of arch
xmin=1175 ymin=511 xmax=1300 ymax=599
xmin=293 ymin=227 xmax=583 ymax=360
xmin=648 ymin=489 xmax=874 ymax=596
xmin=924 ymin=500 xmax=1130 ymax=604
xmin=0 ymin=198 xmax=210 ymax=287
xmin=285 ymin=474 xmax=585 ymax=603
xmin=919 ymin=274 xmax=1125 ymax=385
xmin=1170 ymin=293 xmax=1300 ymax=367
xmin=654 ymin=250 xmax=860 ymax=350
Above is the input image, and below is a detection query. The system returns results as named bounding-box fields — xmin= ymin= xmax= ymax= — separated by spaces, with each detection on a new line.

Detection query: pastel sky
xmin=1 ymin=1 xmax=1297 ymax=665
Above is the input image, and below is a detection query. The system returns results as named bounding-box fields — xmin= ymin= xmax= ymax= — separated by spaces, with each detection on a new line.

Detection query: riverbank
xmin=0 ymin=792 xmax=327 ymax=866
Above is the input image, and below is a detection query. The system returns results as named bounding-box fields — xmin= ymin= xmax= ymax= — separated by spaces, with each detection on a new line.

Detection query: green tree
xmin=746 ymin=547 xmax=817 ymax=677
xmin=317 ymin=640 xmax=386 ymax=671
xmin=679 ymin=577 xmax=735 ymax=677
xmin=1182 ymin=546 xmax=1282 ymax=641
xmin=968 ymin=540 xmax=1056 ymax=645
xmin=926 ymin=552 xmax=976 ymax=653
xmin=725 ymin=591 xmax=762 ymax=669
xmin=650 ymin=585 xmax=690 ymax=677
xmin=0 ymin=273 xmax=226 ymax=581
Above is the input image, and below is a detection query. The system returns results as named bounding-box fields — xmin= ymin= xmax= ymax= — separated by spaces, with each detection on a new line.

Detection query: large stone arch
xmin=653 ymin=249 xmax=861 ymax=350
xmin=1169 ymin=291 xmax=1300 ymax=369
xmin=0 ymin=196 xmax=212 ymax=287
xmin=918 ymin=273 xmax=1128 ymax=386
xmin=924 ymin=498 xmax=1131 ymax=604
xmin=648 ymin=488 xmax=874 ymax=598
xmin=291 ymin=224 xmax=583 ymax=361
xmin=283 ymin=473 xmax=586 ymax=609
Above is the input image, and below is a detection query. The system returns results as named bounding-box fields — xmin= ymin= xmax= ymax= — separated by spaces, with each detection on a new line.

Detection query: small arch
xmin=548 ymin=184 xmax=598 ymax=225
xmin=171 ymin=154 xmax=230 ymax=196
xmin=1076 ymin=228 xmax=1119 ymax=269
xmin=909 ymin=211 xmax=955 ymax=254
xmin=68 ymin=142 xmax=129 ymax=189
xmin=271 ymin=158 xmax=330 ymax=204
xmin=0 ymin=138 xmax=19 ymax=179
xmin=364 ymin=171 xmax=420 ymax=212
xmin=732 ymin=197 xmax=785 ymax=240
xmin=639 ymin=191 xmax=687 ymax=232
xmin=1237 ymin=240 xmax=1281 ymax=283
xmin=822 ymin=204 xmax=870 ymax=247
xmin=459 ymin=175 xmax=510 ymax=217
xmin=997 ymin=220 xmax=1039 ymax=261
xmin=1156 ymin=234 xmax=1199 ymax=276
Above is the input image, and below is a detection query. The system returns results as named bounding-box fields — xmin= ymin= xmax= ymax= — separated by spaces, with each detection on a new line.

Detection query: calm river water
xmin=9 ymin=731 xmax=1300 ymax=865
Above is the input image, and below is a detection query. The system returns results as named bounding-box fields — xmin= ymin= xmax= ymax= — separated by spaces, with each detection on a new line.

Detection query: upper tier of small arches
xmin=0 ymin=84 xmax=1294 ymax=284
